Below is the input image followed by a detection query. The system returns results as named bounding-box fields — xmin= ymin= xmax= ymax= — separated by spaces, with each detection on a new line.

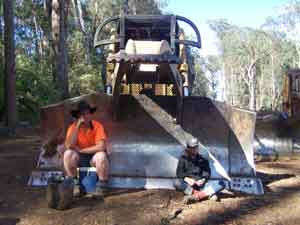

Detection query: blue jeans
xmin=174 ymin=179 xmax=193 ymax=195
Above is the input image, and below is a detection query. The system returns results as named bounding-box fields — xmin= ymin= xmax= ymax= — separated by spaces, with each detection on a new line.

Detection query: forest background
xmin=2 ymin=0 xmax=300 ymax=130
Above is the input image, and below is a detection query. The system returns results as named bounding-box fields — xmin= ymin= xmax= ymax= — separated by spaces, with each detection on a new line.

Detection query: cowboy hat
xmin=70 ymin=100 xmax=97 ymax=118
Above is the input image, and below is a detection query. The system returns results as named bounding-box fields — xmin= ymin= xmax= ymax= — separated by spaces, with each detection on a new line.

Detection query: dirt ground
xmin=1 ymin=128 xmax=300 ymax=225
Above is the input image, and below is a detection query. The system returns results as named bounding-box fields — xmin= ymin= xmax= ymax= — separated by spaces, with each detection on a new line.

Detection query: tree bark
xmin=0 ymin=5 xmax=2 ymax=38
xmin=0 ymin=2 xmax=3 ymax=83
xmin=51 ymin=0 xmax=69 ymax=99
xmin=61 ymin=0 xmax=69 ymax=99
xmin=33 ymin=17 xmax=41 ymax=61
xmin=44 ymin=0 xmax=52 ymax=50
xmin=72 ymin=0 xmax=91 ymax=64
xmin=72 ymin=0 xmax=85 ymax=33
xmin=248 ymin=65 xmax=256 ymax=111
xmin=241 ymin=59 xmax=257 ymax=111
xmin=258 ymin=72 xmax=264 ymax=110
xmin=296 ymin=42 xmax=300 ymax=68
xmin=3 ymin=0 xmax=17 ymax=128
xmin=0 ymin=1 xmax=5 ymax=121
xmin=33 ymin=6 xmax=43 ymax=62
xmin=270 ymin=54 xmax=276 ymax=110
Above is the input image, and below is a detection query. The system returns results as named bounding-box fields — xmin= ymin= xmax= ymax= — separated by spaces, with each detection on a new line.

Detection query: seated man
xmin=175 ymin=138 xmax=211 ymax=204
xmin=64 ymin=100 xmax=109 ymax=196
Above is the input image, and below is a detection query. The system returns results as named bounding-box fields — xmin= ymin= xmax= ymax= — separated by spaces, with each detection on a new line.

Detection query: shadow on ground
xmin=0 ymin=218 xmax=20 ymax=225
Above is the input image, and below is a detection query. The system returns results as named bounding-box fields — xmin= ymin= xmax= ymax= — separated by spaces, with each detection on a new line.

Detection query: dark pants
xmin=78 ymin=153 xmax=93 ymax=167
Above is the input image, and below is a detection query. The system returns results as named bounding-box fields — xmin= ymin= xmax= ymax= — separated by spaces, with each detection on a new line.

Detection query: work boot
xmin=74 ymin=186 xmax=86 ymax=198
xmin=209 ymin=194 xmax=220 ymax=202
xmin=87 ymin=180 xmax=109 ymax=198
xmin=73 ymin=177 xmax=85 ymax=198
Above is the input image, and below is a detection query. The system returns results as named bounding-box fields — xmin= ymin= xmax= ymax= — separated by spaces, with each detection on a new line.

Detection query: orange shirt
xmin=66 ymin=120 xmax=107 ymax=149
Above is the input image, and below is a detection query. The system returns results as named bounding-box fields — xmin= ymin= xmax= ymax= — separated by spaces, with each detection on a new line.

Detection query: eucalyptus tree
xmin=51 ymin=0 xmax=70 ymax=100
xmin=0 ymin=0 xmax=3 ymax=118
xmin=209 ymin=19 xmax=273 ymax=110
xmin=70 ymin=0 xmax=123 ymax=65
xmin=208 ymin=19 xmax=242 ymax=105
xmin=192 ymin=55 xmax=220 ymax=99
xmin=0 ymin=0 xmax=169 ymax=122
xmin=3 ymin=0 xmax=17 ymax=129
xmin=261 ymin=1 xmax=300 ymax=110
xmin=257 ymin=30 xmax=296 ymax=110
xmin=273 ymin=0 xmax=300 ymax=67
xmin=190 ymin=50 xmax=209 ymax=97
xmin=127 ymin=0 xmax=165 ymax=15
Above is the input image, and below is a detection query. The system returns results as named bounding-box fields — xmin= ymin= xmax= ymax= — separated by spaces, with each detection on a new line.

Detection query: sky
xmin=166 ymin=0 xmax=289 ymax=55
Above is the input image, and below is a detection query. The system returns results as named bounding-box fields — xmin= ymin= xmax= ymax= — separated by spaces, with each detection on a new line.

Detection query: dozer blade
xmin=34 ymin=93 xmax=263 ymax=195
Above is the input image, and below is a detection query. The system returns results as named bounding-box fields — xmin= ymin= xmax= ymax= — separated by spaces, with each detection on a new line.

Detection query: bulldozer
xmin=29 ymin=14 xmax=263 ymax=196
xmin=254 ymin=69 xmax=300 ymax=159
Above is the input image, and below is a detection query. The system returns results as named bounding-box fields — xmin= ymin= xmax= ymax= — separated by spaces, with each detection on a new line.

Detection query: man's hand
xmin=76 ymin=117 xmax=84 ymax=128
xmin=78 ymin=141 xmax=106 ymax=154
xmin=184 ymin=177 xmax=196 ymax=186
xmin=70 ymin=144 xmax=80 ymax=152
xmin=195 ymin=178 xmax=206 ymax=187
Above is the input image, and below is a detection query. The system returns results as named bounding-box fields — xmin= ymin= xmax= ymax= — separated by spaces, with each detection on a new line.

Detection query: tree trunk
xmin=32 ymin=0 xmax=44 ymax=62
xmin=0 ymin=5 xmax=2 ymax=38
xmin=249 ymin=83 xmax=256 ymax=111
xmin=296 ymin=42 xmax=300 ymax=68
xmin=72 ymin=0 xmax=83 ymax=32
xmin=51 ymin=0 xmax=69 ymax=99
xmin=129 ymin=0 xmax=137 ymax=14
xmin=45 ymin=0 xmax=55 ymax=82
xmin=60 ymin=0 xmax=69 ymax=99
xmin=33 ymin=11 xmax=43 ymax=62
xmin=3 ymin=0 xmax=17 ymax=128
xmin=248 ymin=68 xmax=256 ymax=111
xmin=43 ymin=0 xmax=52 ymax=51
xmin=0 ymin=2 xmax=3 ymax=120
xmin=227 ymin=66 xmax=234 ymax=105
xmin=258 ymin=72 xmax=264 ymax=110
xmin=220 ymin=62 xmax=225 ymax=101
xmin=0 ymin=2 xmax=3 ymax=78
xmin=271 ymin=54 xmax=276 ymax=110
xmin=72 ymin=0 xmax=91 ymax=64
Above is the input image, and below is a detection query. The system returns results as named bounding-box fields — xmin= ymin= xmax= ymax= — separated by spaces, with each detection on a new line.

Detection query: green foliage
xmin=68 ymin=30 xmax=103 ymax=95
xmin=16 ymin=55 xmax=60 ymax=123
xmin=191 ymin=54 xmax=220 ymax=99
xmin=192 ymin=69 xmax=210 ymax=97
xmin=208 ymin=17 xmax=298 ymax=110
xmin=69 ymin=63 xmax=103 ymax=96
xmin=5 ymin=0 xmax=300 ymax=122
xmin=0 ymin=0 xmax=169 ymax=123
